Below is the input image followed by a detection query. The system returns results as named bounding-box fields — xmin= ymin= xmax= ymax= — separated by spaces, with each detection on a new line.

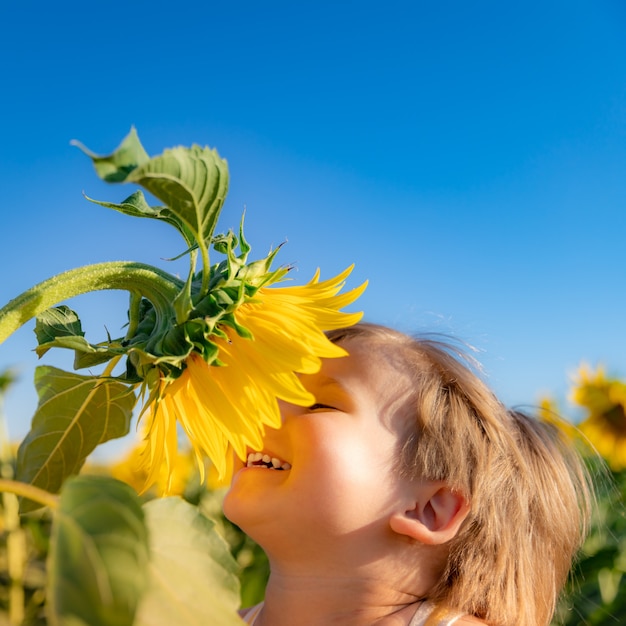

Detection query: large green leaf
xmin=127 ymin=144 xmax=229 ymax=246
xmin=75 ymin=129 xmax=229 ymax=247
xmin=16 ymin=366 xmax=136 ymax=512
xmin=135 ymin=497 xmax=244 ymax=626
xmin=47 ymin=475 xmax=150 ymax=626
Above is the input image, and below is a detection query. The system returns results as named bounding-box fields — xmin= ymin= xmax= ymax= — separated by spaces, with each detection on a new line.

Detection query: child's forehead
xmin=307 ymin=341 xmax=415 ymax=409
xmin=333 ymin=337 xmax=410 ymax=377
xmin=317 ymin=341 xmax=393 ymax=382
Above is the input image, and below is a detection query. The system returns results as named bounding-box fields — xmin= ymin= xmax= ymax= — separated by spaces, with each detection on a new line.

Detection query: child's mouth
xmin=246 ymin=452 xmax=291 ymax=471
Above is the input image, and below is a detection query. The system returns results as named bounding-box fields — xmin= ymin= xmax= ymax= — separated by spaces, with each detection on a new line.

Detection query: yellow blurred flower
xmin=537 ymin=396 xmax=581 ymax=442
xmin=571 ymin=363 xmax=626 ymax=470
xmin=135 ymin=266 xmax=366 ymax=493
xmin=110 ymin=441 xmax=199 ymax=497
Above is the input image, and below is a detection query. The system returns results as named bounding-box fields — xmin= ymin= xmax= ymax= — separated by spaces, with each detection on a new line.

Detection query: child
xmin=223 ymin=323 xmax=593 ymax=626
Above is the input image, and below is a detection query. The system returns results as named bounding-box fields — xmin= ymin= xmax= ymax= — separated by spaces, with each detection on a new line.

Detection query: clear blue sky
xmin=1 ymin=1 xmax=625 ymax=450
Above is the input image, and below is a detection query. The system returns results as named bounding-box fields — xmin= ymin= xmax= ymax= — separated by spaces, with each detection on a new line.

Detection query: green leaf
xmin=34 ymin=305 xmax=85 ymax=355
xmin=16 ymin=366 xmax=136 ymax=512
xmin=36 ymin=331 xmax=120 ymax=362
xmin=71 ymin=127 xmax=150 ymax=183
xmin=86 ymin=190 xmax=197 ymax=250
xmin=72 ymin=343 xmax=128 ymax=370
xmin=127 ymin=144 xmax=229 ymax=246
xmin=34 ymin=306 xmax=127 ymax=368
xmin=47 ymin=475 xmax=149 ymax=626
xmin=0 ymin=367 xmax=16 ymax=394
xmin=91 ymin=189 xmax=161 ymax=219
xmin=135 ymin=497 xmax=244 ymax=626
xmin=76 ymin=129 xmax=229 ymax=247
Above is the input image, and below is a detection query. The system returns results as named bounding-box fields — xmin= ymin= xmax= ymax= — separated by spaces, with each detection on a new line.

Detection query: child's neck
xmin=256 ymin=567 xmax=424 ymax=626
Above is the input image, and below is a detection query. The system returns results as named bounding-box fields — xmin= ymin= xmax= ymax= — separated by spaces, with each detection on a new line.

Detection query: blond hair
xmin=327 ymin=323 xmax=593 ymax=626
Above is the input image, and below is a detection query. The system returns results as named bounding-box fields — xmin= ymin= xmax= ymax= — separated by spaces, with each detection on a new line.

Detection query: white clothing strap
xmin=242 ymin=600 xmax=464 ymax=625
xmin=409 ymin=601 xmax=465 ymax=626
xmin=241 ymin=602 xmax=263 ymax=625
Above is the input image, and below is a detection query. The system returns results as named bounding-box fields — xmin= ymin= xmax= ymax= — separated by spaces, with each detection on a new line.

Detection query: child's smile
xmin=246 ymin=451 xmax=292 ymax=471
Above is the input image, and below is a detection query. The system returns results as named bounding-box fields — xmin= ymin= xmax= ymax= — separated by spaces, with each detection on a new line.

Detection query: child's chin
xmin=222 ymin=489 xmax=263 ymax=539
xmin=221 ymin=485 xmax=242 ymax=525
xmin=222 ymin=470 xmax=254 ymax=519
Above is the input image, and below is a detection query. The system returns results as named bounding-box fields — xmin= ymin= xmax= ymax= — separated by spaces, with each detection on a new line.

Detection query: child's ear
xmin=389 ymin=482 xmax=470 ymax=546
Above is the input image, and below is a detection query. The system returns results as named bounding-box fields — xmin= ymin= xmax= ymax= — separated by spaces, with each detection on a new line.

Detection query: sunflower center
xmin=246 ymin=452 xmax=291 ymax=470
xmin=602 ymin=404 xmax=626 ymax=435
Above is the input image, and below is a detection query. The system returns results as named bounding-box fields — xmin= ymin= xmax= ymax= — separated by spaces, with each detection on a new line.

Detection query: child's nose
xmin=277 ymin=399 xmax=297 ymax=424
xmin=277 ymin=399 xmax=308 ymax=424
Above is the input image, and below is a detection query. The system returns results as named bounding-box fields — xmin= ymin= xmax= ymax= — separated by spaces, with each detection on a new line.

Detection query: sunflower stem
xmin=0 ymin=261 xmax=185 ymax=345
xmin=125 ymin=292 xmax=143 ymax=342
xmin=0 ymin=479 xmax=59 ymax=510
xmin=199 ymin=241 xmax=211 ymax=297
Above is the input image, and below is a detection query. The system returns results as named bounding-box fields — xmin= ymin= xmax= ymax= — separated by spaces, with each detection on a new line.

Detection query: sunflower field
xmin=545 ymin=366 xmax=626 ymax=625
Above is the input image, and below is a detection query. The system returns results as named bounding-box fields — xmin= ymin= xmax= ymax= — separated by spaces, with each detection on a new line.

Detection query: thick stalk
xmin=0 ymin=262 xmax=184 ymax=345
xmin=0 ymin=479 xmax=58 ymax=510
xmin=0 ymin=398 xmax=25 ymax=625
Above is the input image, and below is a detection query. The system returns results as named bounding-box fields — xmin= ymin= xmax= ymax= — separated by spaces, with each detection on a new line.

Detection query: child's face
xmin=223 ymin=340 xmax=416 ymax=561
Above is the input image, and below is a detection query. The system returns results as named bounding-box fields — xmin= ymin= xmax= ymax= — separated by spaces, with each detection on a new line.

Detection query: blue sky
xmin=1 ymin=1 xmax=625 ymax=451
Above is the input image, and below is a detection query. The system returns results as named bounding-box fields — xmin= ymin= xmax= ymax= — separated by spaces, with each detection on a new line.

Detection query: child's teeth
xmin=246 ymin=451 xmax=291 ymax=470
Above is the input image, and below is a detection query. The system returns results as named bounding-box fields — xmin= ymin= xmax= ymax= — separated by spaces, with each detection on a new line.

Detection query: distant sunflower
xmin=537 ymin=396 xmax=581 ymax=442
xmin=571 ymin=363 xmax=626 ymax=470
xmin=135 ymin=267 xmax=366 ymax=492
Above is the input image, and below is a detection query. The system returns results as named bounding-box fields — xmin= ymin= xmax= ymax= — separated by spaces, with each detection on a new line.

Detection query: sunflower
xmin=571 ymin=363 xmax=626 ymax=470
xmin=537 ymin=396 xmax=581 ymax=442
xmin=0 ymin=132 xmax=370 ymax=501
xmin=135 ymin=267 xmax=367 ymax=492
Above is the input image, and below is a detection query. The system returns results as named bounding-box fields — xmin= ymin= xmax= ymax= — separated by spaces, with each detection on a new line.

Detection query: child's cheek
xmin=293 ymin=433 xmax=387 ymax=529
